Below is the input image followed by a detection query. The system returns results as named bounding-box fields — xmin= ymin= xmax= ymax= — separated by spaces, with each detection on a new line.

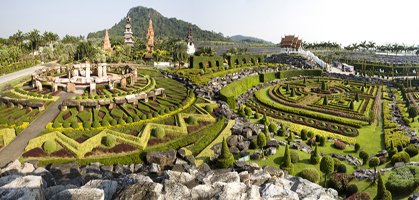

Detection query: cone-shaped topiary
xmin=278 ymin=125 xmax=286 ymax=136
xmin=291 ymin=88 xmax=296 ymax=97
xmin=323 ymin=96 xmax=328 ymax=105
xmin=375 ymin=172 xmax=392 ymax=200
xmin=349 ymin=100 xmax=354 ymax=110
xmin=355 ymin=93 xmax=360 ymax=101
xmin=281 ymin=145 xmax=294 ymax=174
xmin=287 ymin=132 xmax=295 ymax=142
xmin=310 ymin=144 xmax=321 ymax=164
xmin=216 ymin=138 xmax=235 ymax=168
xmin=300 ymin=129 xmax=307 ymax=140
xmin=257 ymin=132 xmax=267 ymax=149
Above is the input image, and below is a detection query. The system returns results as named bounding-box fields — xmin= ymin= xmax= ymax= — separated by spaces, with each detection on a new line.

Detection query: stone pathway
xmin=0 ymin=92 xmax=75 ymax=167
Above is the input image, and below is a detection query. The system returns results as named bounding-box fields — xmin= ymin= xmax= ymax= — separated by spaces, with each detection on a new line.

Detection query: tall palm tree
xmin=43 ymin=31 xmax=59 ymax=47
xmin=172 ymin=41 xmax=188 ymax=69
xmin=26 ymin=29 xmax=42 ymax=54
xmin=9 ymin=30 xmax=25 ymax=49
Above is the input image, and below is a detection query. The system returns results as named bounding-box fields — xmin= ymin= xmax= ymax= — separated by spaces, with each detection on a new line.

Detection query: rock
xmin=238 ymin=171 xmax=250 ymax=183
xmin=32 ymin=167 xmax=56 ymax=187
xmin=191 ymin=184 xmax=220 ymax=199
xmin=234 ymin=161 xmax=260 ymax=173
xmin=210 ymin=171 xmax=240 ymax=184
xmin=0 ymin=175 xmax=44 ymax=200
xmin=48 ymin=162 xmax=82 ymax=186
xmin=0 ymin=174 xmax=22 ymax=187
xmin=82 ymin=180 xmax=118 ymax=200
xmin=44 ymin=184 xmax=77 ymax=199
xmin=0 ymin=160 xmax=22 ymax=175
xmin=237 ymin=141 xmax=250 ymax=151
xmin=249 ymin=170 xmax=271 ymax=186
xmin=177 ymin=148 xmax=187 ymax=158
xmin=227 ymin=135 xmax=243 ymax=147
xmin=175 ymin=158 xmax=188 ymax=165
xmin=114 ymin=164 xmax=131 ymax=175
xmin=134 ymin=164 xmax=143 ymax=173
xmin=117 ymin=179 xmax=163 ymax=200
xmin=20 ymin=162 xmax=35 ymax=174
xmin=211 ymin=143 xmax=222 ymax=155
xmin=49 ymin=188 xmax=105 ymax=200
xmin=265 ymin=147 xmax=277 ymax=155
xmin=163 ymin=179 xmax=191 ymax=199
xmin=263 ymin=166 xmax=284 ymax=178
xmin=146 ymin=149 xmax=177 ymax=167
xmin=260 ymin=182 xmax=298 ymax=200
xmin=184 ymin=155 xmax=196 ymax=166
xmin=288 ymin=176 xmax=338 ymax=199
xmin=246 ymin=185 xmax=261 ymax=199
xmin=213 ymin=181 xmax=247 ymax=200
xmin=239 ymin=150 xmax=250 ymax=158
xmin=229 ymin=146 xmax=240 ymax=155
xmin=116 ymin=174 xmax=153 ymax=188
xmin=100 ymin=165 xmax=113 ymax=173
xmin=266 ymin=140 xmax=280 ymax=148
xmin=165 ymin=170 xmax=195 ymax=185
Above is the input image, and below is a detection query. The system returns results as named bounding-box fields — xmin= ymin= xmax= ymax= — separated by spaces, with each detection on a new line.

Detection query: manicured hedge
xmin=227 ymin=54 xmax=265 ymax=67
xmin=189 ymin=55 xmax=224 ymax=69
xmin=220 ymin=75 xmax=261 ymax=108
xmin=190 ymin=118 xmax=226 ymax=155
xmin=278 ymin=69 xmax=322 ymax=79
xmin=259 ymin=72 xmax=277 ymax=83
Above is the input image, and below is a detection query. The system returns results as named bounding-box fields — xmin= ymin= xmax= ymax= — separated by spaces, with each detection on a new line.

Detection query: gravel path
xmin=0 ymin=92 xmax=74 ymax=167
xmin=0 ymin=65 xmax=45 ymax=85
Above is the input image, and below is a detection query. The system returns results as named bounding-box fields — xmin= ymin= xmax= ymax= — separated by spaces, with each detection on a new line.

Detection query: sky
xmin=0 ymin=0 xmax=418 ymax=46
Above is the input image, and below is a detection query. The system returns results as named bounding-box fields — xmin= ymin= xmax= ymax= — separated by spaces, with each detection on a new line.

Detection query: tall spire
xmin=103 ymin=29 xmax=112 ymax=52
xmin=146 ymin=14 xmax=154 ymax=52
xmin=124 ymin=15 xmax=134 ymax=46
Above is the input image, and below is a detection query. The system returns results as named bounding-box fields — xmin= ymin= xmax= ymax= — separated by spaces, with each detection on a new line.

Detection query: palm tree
xmin=172 ymin=41 xmax=188 ymax=69
xmin=26 ymin=29 xmax=42 ymax=54
xmin=8 ymin=30 xmax=25 ymax=49
xmin=43 ymin=32 xmax=59 ymax=48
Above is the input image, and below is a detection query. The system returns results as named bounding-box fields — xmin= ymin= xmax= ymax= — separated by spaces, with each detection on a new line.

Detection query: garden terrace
xmin=226 ymin=54 xmax=265 ymax=67
xmin=189 ymin=55 xmax=224 ymax=69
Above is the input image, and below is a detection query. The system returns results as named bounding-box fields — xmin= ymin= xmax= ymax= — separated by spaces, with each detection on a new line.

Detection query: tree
xmin=310 ymin=144 xmax=321 ymax=164
xmin=74 ymin=41 xmax=97 ymax=62
xmin=216 ymin=138 xmax=235 ymax=168
xmin=354 ymin=143 xmax=361 ymax=152
xmin=172 ymin=41 xmax=188 ymax=68
xmin=320 ymin=156 xmax=334 ymax=187
xmin=290 ymin=88 xmax=295 ymax=97
xmin=408 ymin=105 xmax=418 ymax=121
xmin=388 ymin=141 xmax=398 ymax=158
xmin=287 ymin=132 xmax=295 ymax=142
xmin=280 ymin=144 xmax=294 ymax=174
xmin=268 ymin=123 xmax=278 ymax=133
xmin=375 ymin=172 xmax=392 ymax=200
xmin=300 ymin=129 xmax=308 ymax=140
xmin=369 ymin=157 xmax=380 ymax=182
xmin=278 ymin=125 xmax=286 ymax=136
xmin=43 ymin=31 xmax=59 ymax=47
xmin=286 ymin=84 xmax=290 ymax=92
xmin=349 ymin=100 xmax=354 ymax=110
xmin=359 ymin=151 xmax=369 ymax=165
xmin=257 ymin=132 xmax=267 ymax=154
xmin=27 ymin=29 xmax=42 ymax=54
xmin=323 ymin=96 xmax=328 ymax=105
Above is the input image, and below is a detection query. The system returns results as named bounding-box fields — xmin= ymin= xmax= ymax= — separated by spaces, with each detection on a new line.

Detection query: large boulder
xmin=213 ymin=181 xmax=247 ymax=200
xmin=32 ymin=167 xmax=56 ymax=187
xmin=48 ymin=162 xmax=82 ymax=186
xmin=49 ymin=188 xmax=105 ymax=200
xmin=44 ymin=184 xmax=77 ymax=199
xmin=209 ymin=171 xmax=240 ymax=184
xmin=162 ymin=179 xmax=191 ymax=199
xmin=0 ymin=160 xmax=22 ymax=175
xmin=82 ymin=180 xmax=118 ymax=200
xmin=0 ymin=175 xmax=44 ymax=200
xmin=116 ymin=180 xmax=163 ymax=200
xmin=249 ymin=169 xmax=272 ymax=186
xmin=164 ymin=170 xmax=195 ymax=185
xmin=260 ymin=182 xmax=299 ymax=200
xmin=146 ymin=149 xmax=177 ymax=168
xmin=191 ymin=184 xmax=221 ymax=199
xmin=287 ymin=176 xmax=338 ymax=199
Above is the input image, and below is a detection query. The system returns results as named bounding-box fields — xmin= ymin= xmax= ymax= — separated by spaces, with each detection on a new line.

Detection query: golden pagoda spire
xmin=146 ymin=14 xmax=154 ymax=52
xmin=103 ymin=29 xmax=112 ymax=52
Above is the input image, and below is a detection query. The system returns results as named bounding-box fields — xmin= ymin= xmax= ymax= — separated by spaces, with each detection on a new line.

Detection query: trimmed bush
xmin=280 ymin=145 xmax=294 ymax=174
xmin=290 ymin=150 xmax=299 ymax=163
xmin=300 ymin=129 xmax=308 ymax=140
xmin=92 ymin=120 xmax=101 ymax=128
xmin=244 ymin=107 xmax=253 ymax=117
xmin=354 ymin=143 xmax=361 ymax=152
xmin=151 ymin=127 xmax=165 ymax=139
xmin=328 ymin=173 xmax=352 ymax=194
xmin=118 ymin=118 xmax=126 ymax=125
xmin=102 ymin=135 xmax=116 ymax=147
xmin=404 ymin=144 xmax=418 ymax=157
xmin=71 ymin=120 xmax=79 ymax=129
xmin=391 ymin=151 xmax=410 ymax=164
xmin=52 ymin=121 xmax=61 ymax=128
xmin=268 ymin=123 xmax=278 ymax=133
xmin=320 ymin=156 xmax=334 ymax=186
xmin=101 ymin=119 xmax=110 ymax=126
xmin=359 ymin=151 xmax=369 ymax=165
xmin=220 ymin=75 xmax=261 ymax=108
xmin=257 ymin=132 xmax=267 ymax=149
xmin=186 ymin=116 xmax=198 ymax=125
xmin=62 ymin=121 xmax=70 ymax=128
xmin=205 ymin=105 xmax=214 ymax=113
xmin=126 ymin=117 xmax=133 ymax=123
xmin=319 ymin=136 xmax=326 ymax=146
xmin=346 ymin=184 xmax=358 ymax=197
xmin=43 ymin=140 xmax=57 ymax=153
xmin=307 ymin=131 xmax=314 ymax=138
xmin=334 ymin=140 xmax=346 ymax=150
xmin=278 ymin=125 xmax=286 ymax=136
xmin=298 ymin=168 xmax=320 ymax=183
xmin=83 ymin=121 xmax=91 ymax=129
xmin=216 ymin=138 xmax=235 ymax=168
xmin=386 ymin=166 xmax=419 ymax=196
xmin=310 ymin=144 xmax=321 ymax=164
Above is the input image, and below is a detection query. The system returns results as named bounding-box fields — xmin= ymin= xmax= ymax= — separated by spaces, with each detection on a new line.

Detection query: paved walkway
xmin=0 ymin=92 xmax=74 ymax=167
xmin=0 ymin=65 xmax=45 ymax=85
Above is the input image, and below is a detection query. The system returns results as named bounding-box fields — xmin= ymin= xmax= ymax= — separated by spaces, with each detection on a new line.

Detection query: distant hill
xmin=229 ymin=35 xmax=274 ymax=44
xmin=87 ymin=6 xmax=229 ymax=42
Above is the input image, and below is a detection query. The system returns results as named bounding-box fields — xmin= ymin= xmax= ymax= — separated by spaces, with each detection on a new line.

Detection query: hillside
xmin=87 ymin=6 xmax=229 ymax=42
xmin=229 ymin=34 xmax=274 ymax=44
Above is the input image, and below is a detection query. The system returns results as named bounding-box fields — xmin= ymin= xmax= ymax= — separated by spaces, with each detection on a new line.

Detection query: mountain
xmin=229 ymin=35 xmax=274 ymax=44
xmin=87 ymin=6 xmax=229 ymax=42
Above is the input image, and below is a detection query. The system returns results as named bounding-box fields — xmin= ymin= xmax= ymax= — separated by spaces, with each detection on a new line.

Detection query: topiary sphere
xmin=186 ymin=116 xmax=198 ymax=125
xmin=298 ymin=168 xmax=320 ymax=183
xmin=151 ymin=127 xmax=165 ymax=139
xmin=205 ymin=105 xmax=214 ymax=113
xmin=102 ymin=135 xmax=116 ymax=147
xmin=126 ymin=116 xmax=133 ymax=123
xmin=43 ymin=140 xmax=57 ymax=153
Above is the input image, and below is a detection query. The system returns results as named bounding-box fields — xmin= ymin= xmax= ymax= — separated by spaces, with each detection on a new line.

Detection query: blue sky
xmin=1 ymin=0 xmax=418 ymax=45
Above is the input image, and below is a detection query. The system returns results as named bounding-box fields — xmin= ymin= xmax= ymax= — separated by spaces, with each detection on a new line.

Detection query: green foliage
xmin=117 ymin=118 xmax=126 ymax=125
xmin=259 ymin=72 xmax=276 ymax=82
xmin=278 ymin=125 xmax=286 ymax=136
xmin=216 ymin=138 xmax=235 ymax=168
xmin=83 ymin=121 xmax=92 ymax=129
xmin=268 ymin=123 xmax=278 ymax=133
xmin=328 ymin=173 xmax=352 ymax=194
xmin=151 ymin=127 xmax=165 ymax=139
xmin=257 ymin=132 xmax=267 ymax=149
xmin=228 ymin=54 xmax=265 ymax=67
xmin=244 ymin=107 xmax=253 ymax=117
xmin=355 ymin=93 xmax=360 ymax=101
xmin=359 ymin=150 xmax=369 ymax=165
xmin=319 ymin=136 xmax=326 ymax=146
xmin=290 ymin=88 xmax=296 ymax=97
xmin=345 ymin=184 xmax=358 ymax=197
xmin=101 ymin=119 xmax=110 ymax=126
xmin=189 ymin=55 xmax=224 ymax=68
xmin=277 ymin=69 xmax=323 ymax=79
xmin=186 ymin=116 xmax=198 ymax=125
xmin=205 ymin=105 xmax=214 ymax=113
xmin=52 ymin=121 xmax=61 ymax=128
xmin=369 ymin=157 xmax=380 ymax=169
xmin=281 ymin=145 xmax=294 ymax=174
xmin=405 ymin=144 xmax=419 ymax=157
xmin=307 ymin=130 xmax=314 ymax=138
xmin=287 ymin=132 xmax=295 ymax=142
xmin=320 ymin=156 xmax=334 ymax=186
xmin=386 ymin=166 xmax=419 ymax=196
xmin=408 ymin=105 xmax=418 ymax=119
xmin=300 ymin=129 xmax=307 ymax=140
xmin=375 ymin=171 xmax=391 ymax=200
xmin=71 ymin=120 xmax=78 ymax=129
xmin=43 ymin=140 xmax=57 ymax=153
xmin=92 ymin=120 xmax=101 ymax=128
xmin=126 ymin=116 xmax=133 ymax=123
xmin=190 ymin=118 xmax=227 ymax=155
xmin=349 ymin=100 xmax=354 ymax=110
xmin=219 ymin=75 xmax=260 ymax=108
xmin=310 ymin=144 xmax=321 ymax=164
xmin=290 ymin=150 xmax=299 ymax=163
xmin=354 ymin=143 xmax=361 ymax=152
xmin=391 ymin=151 xmax=410 ymax=164
xmin=323 ymin=96 xmax=328 ymax=105
xmin=298 ymin=168 xmax=320 ymax=183
xmin=101 ymin=135 xmax=116 ymax=147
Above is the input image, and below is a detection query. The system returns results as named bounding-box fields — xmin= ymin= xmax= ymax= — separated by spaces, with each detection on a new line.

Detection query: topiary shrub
xmin=320 ymin=156 xmax=334 ymax=186
xmin=216 ymin=138 xmax=235 ymax=168
xmin=280 ymin=145 xmax=294 ymax=174
xmin=354 ymin=143 xmax=361 ymax=152
xmin=359 ymin=151 xmax=369 ymax=165
xmin=391 ymin=151 xmax=410 ymax=164
xmin=71 ymin=120 xmax=79 ymax=129
xmin=298 ymin=168 xmax=320 ymax=183
xmin=62 ymin=121 xmax=70 ymax=128
xmin=133 ymin=115 xmax=140 ymax=122
xmin=278 ymin=125 xmax=286 ymax=136
xmin=386 ymin=166 xmax=419 ymax=196
xmin=52 ymin=121 xmax=61 ymax=128
xmin=346 ymin=184 xmax=358 ymax=198
xmin=118 ymin=118 xmax=126 ymax=125
xmin=102 ymin=135 xmax=116 ymax=147
xmin=126 ymin=116 xmax=133 ymax=123
xmin=43 ymin=140 xmax=57 ymax=154
xmin=186 ymin=116 xmax=198 ymax=125
xmin=290 ymin=150 xmax=299 ymax=163
xmin=307 ymin=130 xmax=314 ymax=138
xmin=310 ymin=144 xmax=321 ymax=164
xmin=151 ymin=127 xmax=165 ymax=139
xmin=147 ymin=113 xmax=153 ymax=119
xmin=334 ymin=140 xmax=346 ymax=150
xmin=244 ymin=107 xmax=253 ymax=117
xmin=83 ymin=121 xmax=91 ymax=129
xmin=300 ymin=129 xmax=307 ymax=140
xmin=152 ymin=112 xmax=159 ymax=118
xmin=205 ymin=105 xmax=214 ymax=113
xmin=101 ymin=119 xmax=110 ymax=126
xmin=268 ymin=123 xmax=277 ymax=133
xmin=319 ymin=136 xmax=326 ymax=146
xmin=141 ymin=114 xmax=147 ymax=120
xmin=92 ymin=120 xmax=101 ymax=128
xmin=404 ymin=144 xmax=418 ymax=157
xmin=327 ymin=173 xmax=353 ymax=195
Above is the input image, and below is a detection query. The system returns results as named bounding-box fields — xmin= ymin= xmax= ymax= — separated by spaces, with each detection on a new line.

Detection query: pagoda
xmin=124 ymin=16 xmax=134 ymax=46
xmin=186 ymin=27 xmax=195 ymax=55
xmin=103 ymin=30 xmax=112 ymax=52
xmin=146 ymin=16 xmax=154 ymax=52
